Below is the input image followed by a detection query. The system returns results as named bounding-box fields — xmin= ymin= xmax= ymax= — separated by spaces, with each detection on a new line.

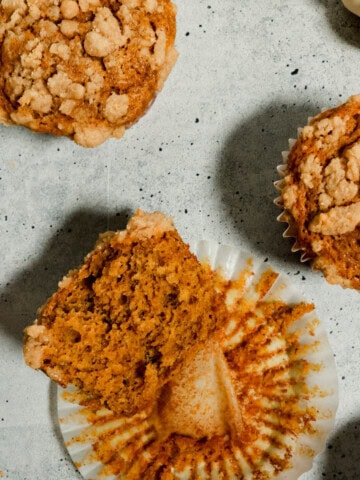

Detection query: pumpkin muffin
xmin=0 ymin=0 xmax=178 ymax=147
xmin=23 ymin=210 xmax=226 ymax=416
xmin=276 ymin=95 xmax=360 ymax=290
xmin=57 ymin=242 xmax=338 ymax=479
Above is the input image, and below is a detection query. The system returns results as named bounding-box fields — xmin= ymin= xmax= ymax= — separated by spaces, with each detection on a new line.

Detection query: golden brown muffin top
xmin=0 ymin=0 xmax=177 ymax=146
xmin=280 ymin=95 xmax=360 ymax=289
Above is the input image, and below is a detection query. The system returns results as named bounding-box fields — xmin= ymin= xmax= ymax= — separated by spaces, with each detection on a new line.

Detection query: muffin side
xmin=277 ymin=95 xmax=360 ymax=289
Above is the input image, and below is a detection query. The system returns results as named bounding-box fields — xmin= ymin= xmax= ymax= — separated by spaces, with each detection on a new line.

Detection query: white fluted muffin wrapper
xmin=274 ymin=119 xmax=315 ymax=262
xmin=57 ymin=240 xmax=338 ymax=480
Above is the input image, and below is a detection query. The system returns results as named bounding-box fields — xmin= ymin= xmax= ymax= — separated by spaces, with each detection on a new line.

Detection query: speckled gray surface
xmin=1 ymin=0 xmax=360 ymax=479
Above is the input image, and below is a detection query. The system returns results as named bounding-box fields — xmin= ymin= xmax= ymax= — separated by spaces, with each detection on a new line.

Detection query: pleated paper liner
xmin=275 ymin=112 xmax=360 ymax=291
xmin=274 ymin=123 xmax=315 ymax=263
xmin=57 ymin=240 xmax=338 ymax=480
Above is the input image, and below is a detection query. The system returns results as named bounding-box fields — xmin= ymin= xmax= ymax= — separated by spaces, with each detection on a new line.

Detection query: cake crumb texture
xmin=23 ymin=210 xmax=226 ymax=416
xmin=280 ymin=95 xmax=360 ymax=289
xmin=59 ymin=263 xmax=326 ymax=480
xmin=0 ymin=0 xmax=178 ymax=146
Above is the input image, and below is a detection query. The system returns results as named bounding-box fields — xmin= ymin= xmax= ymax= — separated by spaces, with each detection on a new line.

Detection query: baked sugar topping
xmin=0 ymin=0 xmax=177 ymax=146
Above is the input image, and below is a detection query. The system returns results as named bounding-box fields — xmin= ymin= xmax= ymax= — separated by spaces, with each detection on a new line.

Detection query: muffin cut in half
xmin=57 ymin=241 xmax=338 ymax=480
xmin=23 ymin=210 xmax=226 ymax=416
xmin=275 ymin=95 xmax=360 ymax=290
xmin=0 ymin=0 xmax=178 ymax=147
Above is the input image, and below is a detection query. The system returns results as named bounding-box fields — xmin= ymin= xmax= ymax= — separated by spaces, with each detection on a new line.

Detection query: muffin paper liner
xmin=57 ymin=240 xmax=338 ymax=480
xmin=274 ymin=120 xmax=314 ymax=263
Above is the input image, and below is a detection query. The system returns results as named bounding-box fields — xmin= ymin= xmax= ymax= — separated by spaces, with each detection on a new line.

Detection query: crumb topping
xmin=280 ymin=96 xmax=360 ymax=289
xmin=0 ymin=0 xmax=178 ymax=146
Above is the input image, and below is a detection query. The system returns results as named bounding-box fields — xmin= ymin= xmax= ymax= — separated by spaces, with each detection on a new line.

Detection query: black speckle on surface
xmin=264 ymin=257 xmax=269 ymax=263
xmin=185 ymin=31 xmax=190 ymax=36
xmin=291 ymin=68 xmax=299 ymax=75
xmin=195 ymin=118 xmax=199 ymax=123
xmin=301 ymin=275 xmax=306 ymax=280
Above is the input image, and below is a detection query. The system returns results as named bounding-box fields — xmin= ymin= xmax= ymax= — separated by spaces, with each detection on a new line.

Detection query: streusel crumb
xmin=279 ymin=95 xmax=360 ymax=289
xmin=0 ymin=0 xmax=178 ymax=147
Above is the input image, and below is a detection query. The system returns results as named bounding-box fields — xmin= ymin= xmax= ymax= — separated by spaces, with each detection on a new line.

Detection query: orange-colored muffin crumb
xmin=278 ymin=95 xmax=360 ymax=289
xmin=23 ymin=210 xmax=226 ymax=416
xmin=59 ymin=265 xmax=328 ymax=480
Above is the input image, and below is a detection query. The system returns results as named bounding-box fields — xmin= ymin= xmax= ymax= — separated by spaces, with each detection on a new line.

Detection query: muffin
xmin=0 ymin=0 xmax=178 ymax=147
xmin=23 ymin=210 xmax=226 ymax=416
xmin=342 ymin=0 xmax=360 ymax=16
xmin=275 ymin=95 xmax=360 ymax=290
xmin=58 ymin=242 xmax=338 ymax=480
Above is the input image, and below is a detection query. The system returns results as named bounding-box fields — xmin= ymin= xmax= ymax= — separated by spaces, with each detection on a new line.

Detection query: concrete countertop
xmin=1 ymin=1 xmax=360 ymax=478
